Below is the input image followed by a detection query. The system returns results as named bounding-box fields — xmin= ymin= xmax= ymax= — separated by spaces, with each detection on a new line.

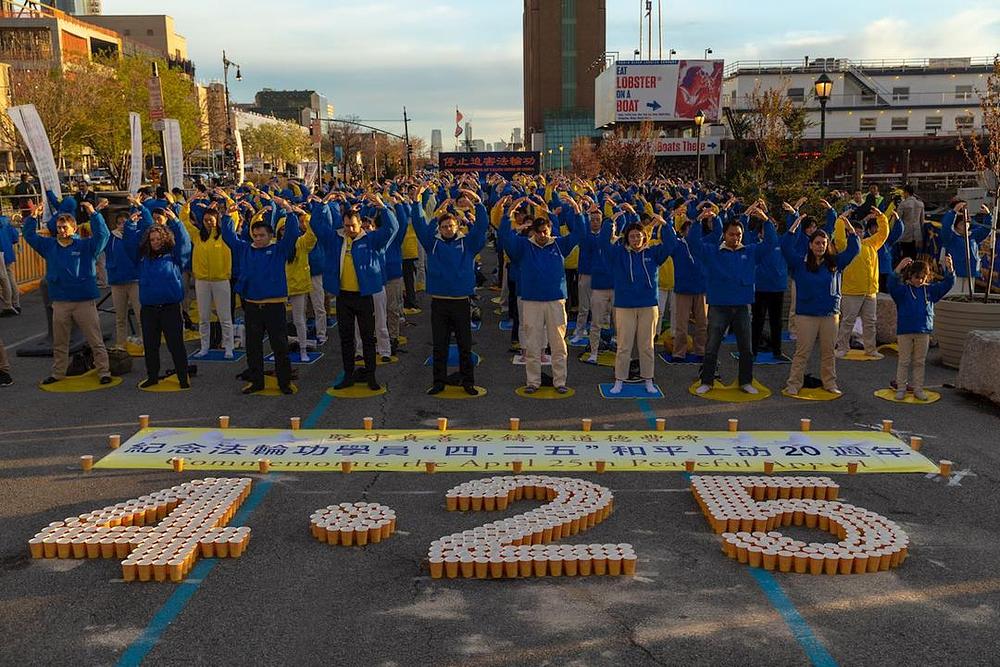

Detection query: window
xmin=955 ymin=85 xmax=973 ymax=101
xmin=859 ymin=117 xmax=877 ymax=132
xmin=924 ymin=116 xmax=942 ymax=131
xmin=787 ymin=87 xmax=804 ymax=103
xmin=955 ymin=115 xmax=975 ymax=130
xmin=891 ymin=117 xmax=909 ymax=131
xmin=892 ymin=86 xmax=909 ymax=102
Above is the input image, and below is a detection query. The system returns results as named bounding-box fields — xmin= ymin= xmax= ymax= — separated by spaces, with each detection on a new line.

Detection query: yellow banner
xmin=94 ymin=428 xmax=937 ymax=474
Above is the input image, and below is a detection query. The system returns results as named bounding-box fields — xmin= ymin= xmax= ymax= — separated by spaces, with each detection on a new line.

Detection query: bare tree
xmin=570 ymin=136 xmax=600 ymax=179
xmin=597 ymin=120 xmax=656 ymax=181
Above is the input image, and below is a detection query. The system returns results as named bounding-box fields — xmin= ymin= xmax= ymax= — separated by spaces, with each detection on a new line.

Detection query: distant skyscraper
xmin=54 ymin=0 xmax=100 ymax=14
xmin=430 ymin=129 xmax=442 ymax=161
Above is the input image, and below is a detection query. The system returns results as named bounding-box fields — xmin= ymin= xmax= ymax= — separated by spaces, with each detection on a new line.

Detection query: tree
xmin=958 ymin=54 xmax=1000 ymax=301
xmin=597 ymin=120 xmax=656 ymax=181
xmin=570 ymin=136 xmax=600 ymax=179
xmin=240 ymin=121 xmax=311 ymax=172
xmin=726 ymin=82 xmax=845 ymax=212
xmin=329 ymin=116 xmax=366 ymax=182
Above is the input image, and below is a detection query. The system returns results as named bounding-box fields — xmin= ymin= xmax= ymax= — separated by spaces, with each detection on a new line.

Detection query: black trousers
xmin=431 ymin=297 xmax=474 ymax=387
xmin=338 ymin=290 xmax=376 ymax=379
xmin=140 ymin=303 xmax=188 ymax=382
xmin=507 ymin=275 xmax=519 ymax=344
xmin=229 ymin=278 xmax=239 ymax=323
xmin=566 ymin=268 xmax=579 ymax=312
xmin=245 ymin=302 xmax=291 ymax=389
xmin=402 ymin=258 xmax=417 ymax=308
xmin=751 ymin=291 xmax=784 ymax=355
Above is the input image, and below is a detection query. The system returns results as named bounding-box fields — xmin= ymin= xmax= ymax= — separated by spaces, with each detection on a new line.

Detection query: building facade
xmin=250 ymin=89 xmax=329 ymax=126
xmin=430 ymin=129 xmax=442 ymax=162
xmin=85 ymin=14 xmax=193 ymax=76
xmin=523 ymin=0 xmax=605 ymax=163
xmin=0 ymin=3 xmax=121 ymax=71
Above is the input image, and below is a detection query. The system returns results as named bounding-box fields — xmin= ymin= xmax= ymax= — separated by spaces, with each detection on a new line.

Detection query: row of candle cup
xmin=119 ymin=528 xmax=252 ymax=582
xmin=309 ymin=503 xmax=397 ymax=545
xmin=692 ymin=476 xmax=841 ymax=502
xmin=720 ymin=533 xmax=907 ymax=574
xmin=428 ymin=544 xmax=638 ymax=579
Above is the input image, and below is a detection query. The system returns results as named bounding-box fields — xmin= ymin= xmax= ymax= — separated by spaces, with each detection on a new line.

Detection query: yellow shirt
xmin=284 ymin=223 xmax=317 ymax=297
xmin=340 ymin=236 xmax=360 ymax=292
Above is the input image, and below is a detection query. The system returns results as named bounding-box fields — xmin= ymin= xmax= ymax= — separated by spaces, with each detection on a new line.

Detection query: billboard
xmin=595 ymin=60 xmax=724 ymax=127
xmin=439 ymin=151 xmax=540 ymax=176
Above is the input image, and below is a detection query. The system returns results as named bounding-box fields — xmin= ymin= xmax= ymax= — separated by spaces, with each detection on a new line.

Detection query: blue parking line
xmin=116 ymin=387 xmax=334 ymax=666
xmin=636 ymin=400 xmax=837 ymax=666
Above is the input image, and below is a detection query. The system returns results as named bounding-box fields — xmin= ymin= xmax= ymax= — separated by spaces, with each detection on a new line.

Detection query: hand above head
xmin=895 ymin=257 xmax=913 ymax=273
xmin=941 ymin=255 xmax=954 ymax=273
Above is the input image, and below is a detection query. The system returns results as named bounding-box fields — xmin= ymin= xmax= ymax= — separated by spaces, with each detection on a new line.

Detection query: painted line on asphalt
xmin=115 ymin=384 xmax=335 ymax=666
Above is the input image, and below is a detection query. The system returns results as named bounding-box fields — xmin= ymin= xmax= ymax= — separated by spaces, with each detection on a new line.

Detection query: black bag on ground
xmin=108 ymin=348 xmax=132 ymax=376
xmin=66 ymin=346 xmax=95 ymax=376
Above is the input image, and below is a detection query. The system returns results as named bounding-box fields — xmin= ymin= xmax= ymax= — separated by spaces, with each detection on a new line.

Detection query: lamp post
xmin=558 ymin=144 xmax=564 ymax=175
xmin=704 ymin=47 xmax=713 ymax=59
xmin=814 ymin=73 xmax=833 ymax=185
xmin=222 ymin=50 xmax=242 ymax=180
xmin=547 ymin=148 xmax=553 ymax=172
xmin=669 ymin=49 xmax=676 ymax=59
xmin=693 ymin=110 xmax=705 ymax=180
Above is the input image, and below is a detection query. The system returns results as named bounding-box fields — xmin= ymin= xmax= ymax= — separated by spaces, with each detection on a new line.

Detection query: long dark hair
xmin=139 ymin=224 xmax=175 ymax=259
xmin=200 ymin=211 xmax=221 ymax=242
xmin=804 ymin=230 xmax=838 ymax=272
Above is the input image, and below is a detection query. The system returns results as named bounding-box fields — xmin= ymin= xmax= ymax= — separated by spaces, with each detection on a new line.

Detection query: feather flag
xmin=455 ymin=107 xmax=464 ymax=138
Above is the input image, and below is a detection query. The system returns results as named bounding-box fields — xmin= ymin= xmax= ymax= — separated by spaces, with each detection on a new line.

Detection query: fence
xmin=1 ymin=194 xmax=44 ymax=288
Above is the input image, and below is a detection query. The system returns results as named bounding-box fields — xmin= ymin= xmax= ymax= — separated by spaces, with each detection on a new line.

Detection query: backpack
xmin=108 ymin=347 xmax=132 ymax=376
xmin=66 ymin=346 xmax=95 ymax=376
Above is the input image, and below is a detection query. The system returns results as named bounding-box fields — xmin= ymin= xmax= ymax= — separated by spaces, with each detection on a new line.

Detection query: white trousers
xmin=308 ymin=274 xmax=327 ymax=340
xmin=195 ymin=279 xmax=234 ymax=353
xmin=356 ymin=287 xmax=391 ymax=356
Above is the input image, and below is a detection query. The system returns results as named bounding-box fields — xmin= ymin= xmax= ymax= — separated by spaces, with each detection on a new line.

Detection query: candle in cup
xmin=108 ymin=434 xmax=121 ymax=449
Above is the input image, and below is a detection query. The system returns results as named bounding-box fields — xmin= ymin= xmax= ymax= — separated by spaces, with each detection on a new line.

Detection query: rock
xmin=957 ymin=330 xmax=1000 ymax=406
xmin=875 ymin=293 xmax=897 ymax=345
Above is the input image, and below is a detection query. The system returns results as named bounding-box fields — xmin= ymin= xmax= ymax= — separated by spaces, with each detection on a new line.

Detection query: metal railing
xmin=724 ymin=56 xmax=995 ymax=78
xmin=727 ymin=91 xmax=983 ymax=110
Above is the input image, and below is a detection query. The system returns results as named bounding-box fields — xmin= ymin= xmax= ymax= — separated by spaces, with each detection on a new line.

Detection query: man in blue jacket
xmin=501 ymin=197 xmax=583 ymax=393
xmin=0 ymin=213 xmax=19 ymax=315
xmin=23 ymin=200 xmax=112 ymax=385
xmin=311 ymin=193 xmax=398 ymax=390
xmin=411 ymin=186 xmax=489 ymax=395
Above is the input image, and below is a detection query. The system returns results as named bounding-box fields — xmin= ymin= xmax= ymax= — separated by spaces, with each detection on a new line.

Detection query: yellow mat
xmin=840 ymin=349 xmax=883 ymax=361
xmin=397 ymin=336 xmax=408 ymax=346
xmin=689 ymin=379 xmax=771 ymax=402
xmin=39 ymin=370 xmax=123 ymax=393
xmin=244 ymin=376 xmax=298 ymax=396
xmin=877 ymin=343 xmax=899 ymax=355
xmin=515 ymin=386 xmax=576 ymax=399
xmin=404 ymin=308 xmax=422 ymax=316
xmin=125 ymin=341 xmax=144 ymax=358
xmin=138 ymin=375 xmax=189 ymax=393
xmin=377 ymin=355 xmax=398 ymax=366
xmin=327 ymin=307 xmax=337 ymax=316
xmin=578 ymin=350 xmax=616 ymax=367
xmin=184 ymin=330 xmax=200 ymax=343
xmin=782 ymin=387 xmax=843 ymax=401
xmin=326 ymin=383 xmax=387 ymax=399
xmin=429 ymin=385 xmax=487 ymax=399
xmin=656 ymin=331 xmax=694 ymax=354
xmin=873 ymin=388 xmax=941 ymax=405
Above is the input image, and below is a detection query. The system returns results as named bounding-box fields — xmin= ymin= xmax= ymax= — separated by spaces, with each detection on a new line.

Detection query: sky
xmin=102 ymin=0 xmax=1000 ymax=151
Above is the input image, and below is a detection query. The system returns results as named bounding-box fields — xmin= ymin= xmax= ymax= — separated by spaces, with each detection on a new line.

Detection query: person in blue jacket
xmin=105 ymin=207 xmax=142 ymax=349
xmin=310 ymin=193 xmax=398 ymax=391
xmin=222 ymin=195 xmax=300 ymax=395
xmin=501 ymin=198 xmax=582 ymax=394
xmin=411 ymin=185 xmax=489 ymax=395
xmin=0 ymin=213 xmax=20 ymax=315
xmin=781 ymin=218 xmax=860 ymax=395
xmin=577 ymin=207 xmax=614 ymax=363
xmin=692 ymin=201 xmax=778 ymax=395
xmin=940 ymin=200 xmax=993 ymax=296
xmin=889 ymin=256 xmax=955 ymax=401
xmin=751 ymin=203 xmax=794 ymax=362
xmin=23 ymin=200 xmax=112 ymax=385
xmin=601 ymin=214 xmax=676 ymax=394
xmin=876 ymin=210 xmax=903 ymax=293
xmin=123 ymin=206 xmax=192 ymax=389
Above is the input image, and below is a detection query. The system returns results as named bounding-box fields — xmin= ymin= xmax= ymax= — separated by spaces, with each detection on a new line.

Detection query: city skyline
xmin=102 ymin=0 xmax=1000 ymax=148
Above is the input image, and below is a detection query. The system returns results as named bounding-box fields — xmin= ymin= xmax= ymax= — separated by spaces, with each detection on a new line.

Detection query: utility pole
xmin=646 ymin=0 xmax=652 ymax=60
xmin=149 ymin=62 xmax=169 ymax=190
xmin=403 ymin=106 xmax=412 ymax=177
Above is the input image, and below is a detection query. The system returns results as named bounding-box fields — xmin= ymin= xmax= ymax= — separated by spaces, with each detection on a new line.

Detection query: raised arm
xmin=467 ymin=202 xmax=490 ymax=255
xmin=277 ymin=211 xmax=301 ymax=258
xmin=836 ymin=232 xmax=862 ymax=271
xmin=753 ymin=219 xmax=778 ymax=262
xmin=166 ymin=213 xmax=191 ymax=268
xmin=220 ymin=213 xmax=245 ymax=251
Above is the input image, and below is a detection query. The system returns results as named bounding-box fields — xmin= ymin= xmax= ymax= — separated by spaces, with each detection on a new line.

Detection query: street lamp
xmin=669 ymin=49 xmax=676 ymax=59
xmin=547 ymin=148 xmax=553 ymax=172
xmin=693 ymin=110 xmax=705 ymax=180
xmin=814 ymin=73 xmax=833 ymax=184
xmin=704 ymin=48 xmax=713 ymax=59
xmin=558 ymin=144 xmax=564 ymax=175
xmin=222 ymin=50 xmax=242 ymax=179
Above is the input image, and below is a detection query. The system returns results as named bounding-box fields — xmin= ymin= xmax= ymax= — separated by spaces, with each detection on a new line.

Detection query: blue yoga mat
xmin=499 ymin=319 xmax=513 ymax=331
xmin=658 ymin=352 xmax=703 ymax=365
xmin=424 ymin=346 xmax=482 ymax=367
xmin=598 ymin=382 xmax=664 ymax=399
xmin=266 ymin=351 xmax=324 ymax=365
xmin=187 ymin=350 xmax=245 ymax=362
xmin=472 ymin=320 xmax=482 ymax=332
xmin=731 ymin=351 xmax=791 ymax=365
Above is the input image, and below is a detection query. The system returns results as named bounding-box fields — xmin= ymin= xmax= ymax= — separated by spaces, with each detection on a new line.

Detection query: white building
xmin=430 ymin=129 xmax=442 ymax=161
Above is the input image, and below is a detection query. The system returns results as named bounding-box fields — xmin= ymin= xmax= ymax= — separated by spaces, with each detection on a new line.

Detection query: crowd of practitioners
xmin=0 ymin=171 xmax=995 ymax=403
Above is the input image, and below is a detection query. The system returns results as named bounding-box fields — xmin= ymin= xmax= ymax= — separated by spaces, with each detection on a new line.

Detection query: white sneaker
xmin=913 ymin=389 xmax=928 ymax=401
xmin=834 ymin=349 xmax=847 ymax=359
xmin=224 ymin=349 xmax=234 ymax=360
xmin=514 ymin=354 xmax=526 ymax=364
xmin=644 ymin=379 xmax=656 ymax=393
xmin=785 ymin=387 xmax=799 ymax=396
xmin=317 ymin=335 xmax=327 ymax=345
xmin=609 ymin=380 xmax=623 ymax=395
xmin=569 ymin=335 xmax=586 ymax=345
xmin=586 ymin=352 xmax=598 ymax=364
xmin=895 ymin=390 xmax=906 ymax=400
xmin=741 ymin=384 xmax=759 ymax=395
xmin=695 ymin=383 xmax=712 ymax=395
xmin=300 ymin=352 xmax=310 ymax=363
xmin=192 ymin=349 xmax=209 ymax=358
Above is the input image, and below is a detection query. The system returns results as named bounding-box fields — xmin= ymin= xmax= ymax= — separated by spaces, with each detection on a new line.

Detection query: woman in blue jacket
xmin=106 ymin=208 xmax=142 ymax=349
xmin=780 ymin=218 xmax=860 ymax=396
xmin=123 ymin=206 xmax=192 ymax=389
xmin=940 ymin=201 xmax=993 ymax=296
xmin=601 ymin=216 xmax=676 ymax=394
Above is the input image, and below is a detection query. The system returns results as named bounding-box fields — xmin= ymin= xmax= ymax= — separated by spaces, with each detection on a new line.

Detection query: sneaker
xmin=913 ymin=389 xmax=928 ymax=401
xmin=224 ymin=350 xmax=235 ymax=360
xmin=42 ymin=376 xmax=60 ymax=385
xmin=380 ymin=355 xmax=392 ymax=363
xmin=741 ymin=384 xmax=759 ymax=395
xmin=513 ymin=354 xmax=526 ymax=364
xmin=427 ymin=384 xmax=446 ymax=395
xmin=568 ymin=335 xmax=587 ymax=346
xmin=644 ymin=379 xmax=656 ymax=394
xmin=333 ymin=378 xmax=354 ymax=390
xmin=0 ymin=371 xmax=11 ymax=387
xmin=463 ymin=385 xmax=479 ymax=396
xmin=242 ymin=383 xmax=264 ymax=395
xmin=139 ymin=378 xmax=159 ymax=389
xmin=99 ymin=376 xmax=113 ymax=385
xmin=280 ymin=384 xmax=294 ymax=395
xmin=825 ymin=387 xmax=843 ymax=395
xmin=586 ymin=352 xmax=598 ymax=364
xmin=367 ymin=378 xmax=381 ymax=391
xmin=834 ymin=349 xmax=847 ymax=359
xmin=192 ymin=349 xmax=209 ymax=358
xmin=317 ymin=335 xmax=327 ymax=346
xmin=773 ymin=353 xmax=792 ymax=362
xmin=555 ymin=385 xmax=569 ymax=394
xmin=178 ymin=377 xmax=190 ymax=389
xmin=895 ymin=390 xmax=906 ymax=400
xmin=695 ymin=383 xmax=712 ymax=395
xmin=523 ymin=385 xmax=538 ymax=394
xmin=866 ymin=352 xmax=884 ymax=360
xmin=784 ymin=387 xmax=799 ymax=396
xmin=300 ymin=352 xmax=310 ymax=363
xmin=609 ymin=380 xmax=624 ymax=395
xmin=0 ymin=308 xmax=15 ymax=317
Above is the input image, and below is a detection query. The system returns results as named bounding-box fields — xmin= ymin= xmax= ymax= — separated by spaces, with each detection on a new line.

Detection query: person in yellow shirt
xmin=183 ymin=206 xmax=235 ymax=358
xmin=832 ymin=209 xmax=890 ymax=358
xmin=278 ymin=211 xmax=317 ymax=363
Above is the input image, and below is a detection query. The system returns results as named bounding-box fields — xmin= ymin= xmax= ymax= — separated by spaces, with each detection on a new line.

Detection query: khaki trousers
xmin=787 ymin=280 xmax=797 ymax=337
xmin=52 ymin=300 xmax=110 ymax=379
xmin=308 ymin=274 xmax=328 ymax=340
xmin=0 ymin=333 xmax=10 ymax=373
xmin=588 ymin=289 xmax=613 ymax=355
xmin=111 ymin=282 xmax=141 ymax=347
xmin=896 ymin=333 xmax=930 ymax=391
xmin=1 ymin=261 xmax=19 ymax=310
xmin=614 ymin=306 xmax=658 ymax=380
xmin=522 ymin=299 xmax=568 ymax=388
xmin=836 ymin=294 xmax=877 ymax=355
xmin=785 ymin=314 xmax=839 ymax=393
xmin=575 ymin=273 xmax=592 ymax=332
xmin=385 ymin=277 xmax=403 ymax=340
xmin=672 ymin=292 xmax=707 ymax=357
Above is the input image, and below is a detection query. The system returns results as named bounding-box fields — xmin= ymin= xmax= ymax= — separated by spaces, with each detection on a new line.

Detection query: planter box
xmin=935 ymin=296 xmax=1000 ymax=368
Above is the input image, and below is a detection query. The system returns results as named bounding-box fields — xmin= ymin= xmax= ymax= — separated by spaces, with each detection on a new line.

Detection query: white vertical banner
xmin=162 ymin=118 xmax=184 ymax=192
xmin=6 ymin=104 xmax=61 ymax=218
xmin=233 ymin=126 xmax=245 ymax=185
xmin=303 ymin=161 xmax=318 ymax=187
xmin=128 ymin=112 xmax=143 ymax=196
